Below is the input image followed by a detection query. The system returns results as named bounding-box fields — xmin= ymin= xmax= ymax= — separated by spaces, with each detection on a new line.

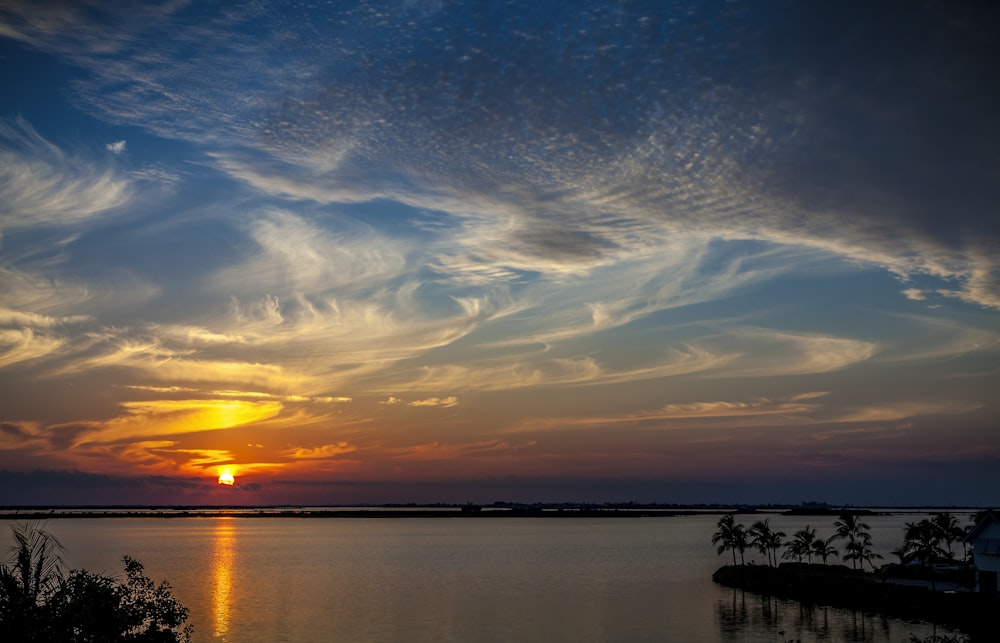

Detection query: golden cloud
xmin=75 ymin=399 xmax=283 ymax=445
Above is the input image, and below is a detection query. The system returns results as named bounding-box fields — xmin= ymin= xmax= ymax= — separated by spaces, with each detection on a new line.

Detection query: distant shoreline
xmin=1 ymin=505 xmax=982 ymax=520
xmin=1 ymin=508 xmax=703 ymax=519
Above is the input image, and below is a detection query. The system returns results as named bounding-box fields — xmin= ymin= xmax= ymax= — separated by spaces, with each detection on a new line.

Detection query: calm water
xmin=8 ymin=513 xmax=969 ymax=642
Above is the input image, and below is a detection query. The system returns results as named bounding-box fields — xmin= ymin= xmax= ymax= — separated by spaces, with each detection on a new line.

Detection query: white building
xmin=964 ymin=511 xmax=1000 ymax=594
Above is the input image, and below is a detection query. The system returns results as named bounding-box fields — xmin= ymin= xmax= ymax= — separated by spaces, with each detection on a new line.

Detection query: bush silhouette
xmin=0 ymin=522 xmax=191 ymax=642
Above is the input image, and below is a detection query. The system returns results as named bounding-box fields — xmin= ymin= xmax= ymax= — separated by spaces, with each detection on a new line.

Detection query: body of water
xmin=6 ymin=512 xmax=971 ymax=642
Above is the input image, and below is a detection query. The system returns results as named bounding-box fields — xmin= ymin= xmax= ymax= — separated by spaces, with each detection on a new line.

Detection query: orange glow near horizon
xmin=217 ymin=469 xmax=235 ymax=486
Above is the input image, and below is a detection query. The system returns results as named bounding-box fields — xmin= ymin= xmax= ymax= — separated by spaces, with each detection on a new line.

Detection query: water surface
xmin=13 ymin=513 xmax=968 ymax=642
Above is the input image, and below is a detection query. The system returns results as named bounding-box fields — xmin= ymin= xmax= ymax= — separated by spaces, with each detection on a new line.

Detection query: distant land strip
xmin=2 ymin=504 xmax=980 ymax=520
xmin=1 ymin=508 xmax=707 ymax=519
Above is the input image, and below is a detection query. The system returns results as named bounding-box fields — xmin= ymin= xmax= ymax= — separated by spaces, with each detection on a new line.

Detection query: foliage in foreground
xmin=0 ymin=521 xmax=192 ymax=642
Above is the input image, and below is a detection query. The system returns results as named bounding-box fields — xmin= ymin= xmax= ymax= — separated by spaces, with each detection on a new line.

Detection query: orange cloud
xmin=75 ymin=399 xmax=283 ymax=444
xmin=282 ymin=442 xmax=357 ymax=459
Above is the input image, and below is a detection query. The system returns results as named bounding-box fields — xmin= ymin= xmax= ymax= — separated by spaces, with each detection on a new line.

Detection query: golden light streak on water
xmin=212 ymin=519 xmax=235 ymax=640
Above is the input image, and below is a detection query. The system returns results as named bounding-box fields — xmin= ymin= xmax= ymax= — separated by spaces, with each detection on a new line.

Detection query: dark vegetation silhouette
xmin=0 ymin=521 xmax=192 ymax=642
xmin=711 ymin=513 xmax=747 ymax=566
xmin=711 ymin=511 xmax=994 ymax=640
xmin=833 ymin=512 xmax=883 ymax=571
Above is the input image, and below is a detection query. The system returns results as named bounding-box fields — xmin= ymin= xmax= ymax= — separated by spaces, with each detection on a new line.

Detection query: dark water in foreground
xmin=8 ymin=513 xmax=968 ymax=642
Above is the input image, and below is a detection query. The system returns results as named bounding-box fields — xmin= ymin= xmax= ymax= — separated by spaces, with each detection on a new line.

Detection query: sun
xmin=217 ymin=470 xmax=236 ymax=486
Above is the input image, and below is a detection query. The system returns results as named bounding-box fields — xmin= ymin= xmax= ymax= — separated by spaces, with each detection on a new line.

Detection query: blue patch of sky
xmin=0 ymin=39 xmax=83 ymax=129
xmin=332 ymin=199 xmax=451 ymax=239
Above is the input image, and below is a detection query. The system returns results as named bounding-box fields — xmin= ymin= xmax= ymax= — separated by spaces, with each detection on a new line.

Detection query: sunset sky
xmin=1 ymin=1 xmax=998 ymax=506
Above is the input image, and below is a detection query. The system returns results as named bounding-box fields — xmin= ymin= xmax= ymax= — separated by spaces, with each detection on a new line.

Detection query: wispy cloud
xmin=215 ymin=209 xmax=409 ymax=296
xmin=505 ymin=393 xmax=826 ymax=434
xmin=1 ymin=2 xmax=997 ymax=499
xmin=0 ymin=118 xmax=133 ymax=229
xmin=0 ymin=328 xmax=66 ymax=368
xmin=283 ymin=442 xmax=356 ymax=460
xmin=122 ymin=384 xmax=351 ymax=405
xmin=72 ymin=399 xmax=284 ymax=444
xmin=407 ymin=396 xmax=459 ymax=408
xmin=698 ymin=329 xmax=876 ymax=377
xmin=830 ymin=400 xmax=982 ymax=424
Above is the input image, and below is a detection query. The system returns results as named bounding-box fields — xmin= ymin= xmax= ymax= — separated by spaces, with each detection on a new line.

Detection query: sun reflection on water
xmin=212 ymin=519 xmax=235 ymax=640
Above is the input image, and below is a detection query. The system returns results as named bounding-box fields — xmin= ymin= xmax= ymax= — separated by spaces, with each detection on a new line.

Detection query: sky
xmin=0 ymin=1 xmax=998 ymax=507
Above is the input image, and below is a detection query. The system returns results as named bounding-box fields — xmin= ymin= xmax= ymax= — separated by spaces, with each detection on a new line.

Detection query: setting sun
xmin=217 ymin=470 xmax=235 ymax=486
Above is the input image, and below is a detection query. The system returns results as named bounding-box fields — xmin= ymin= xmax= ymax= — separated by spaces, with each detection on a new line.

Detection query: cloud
xmin=0 ymin=328 xmax=66 ymax=368
xmin=830 ymin=401 xmax=982 ymax=424
xmin=0 ymin=118 xmax=133 ymax=229
xmin=0 ymin=1 xmax=997 ymax=493
xmin=121 ymin=385 xmax=350 ymax=405
xmin=215 ymin=209 xmax=409 ymax=296
xmin=0 ymin=420 xmax=45 ymax=450
xmin=393 ymin=349 xmax=716 ymax=393
xmin=44 ymin=325 xmax=319 ymax=392
xmin=505 ymin=391 xmax=980 ymax=438
xmin=7 ymin=3 xmax=995 ymax=307
xmin=73 ymin=399 xmax=284 ymax=444
xmin=407 ymin=396 xmax=458 ymax=408
xmin=283 ymin=442 xmax=356 ymax=460
xmin=875 ymin=313 xmax=1000 ymax=363
xmin=698 ymin=329 xmax=876 ymax=377
xmin=505 ymin=392 xmax=826 ymax=434
xmin=389 ymin=327 xmax=870 ymax=394
xmin=386 ymin=439 xmax=530 ymax=463
xmin=655 ymin=393 xmax=828 ymax=420
xmin=0 ymin=294 xmax=92 ymax=369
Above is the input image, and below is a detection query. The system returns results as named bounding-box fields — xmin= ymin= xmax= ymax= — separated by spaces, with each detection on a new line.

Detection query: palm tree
xmin=811 ymin=536 xmax=839 ymax=564
xmin=712 ymin=514 xmax=740 ymax=566
xmin=902 ymin=519 xmax=945 ymax=567
xmin=930 ymin=512 xmax=964 ymax=561
xmin=833 ymin=513 xmax=870 ymax=544
xmin=749 ymin=519 xmax=785 ymax=567
xmin=0 ymin=521 xmax=66 ymax=606
xmin=833 ymin=513 xmax=875 ymax=570
xmin=732 ymin=523 xmax=749 ymax=566
xmin=783 ymin=526 xmax=817 ymax=563
xmin=842 ymin=533 xmax=883 ymax=571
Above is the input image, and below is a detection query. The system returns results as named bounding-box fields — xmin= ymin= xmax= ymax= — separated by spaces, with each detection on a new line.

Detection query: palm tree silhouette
xmin=833 ymin=513 xmax=875 ymax=571
xmin=712 ymin=514 xmax=745 ymax=566
xmin=901 ymin=519 xmax=945 ymax=571
xmin=842 ymin=533 xmax=883 ymax=571
xmin=930 ymin=512 xmax=964 ymax=561
xmin=784 ymin=526 xmax=818 ymax=563
xmin=811 ymin=535 xmax=839 ymax=564
xmin=749 ymin=519 xmax=785 ymax=567
xmin=0 ymin=521 xmax=66 ymax=606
